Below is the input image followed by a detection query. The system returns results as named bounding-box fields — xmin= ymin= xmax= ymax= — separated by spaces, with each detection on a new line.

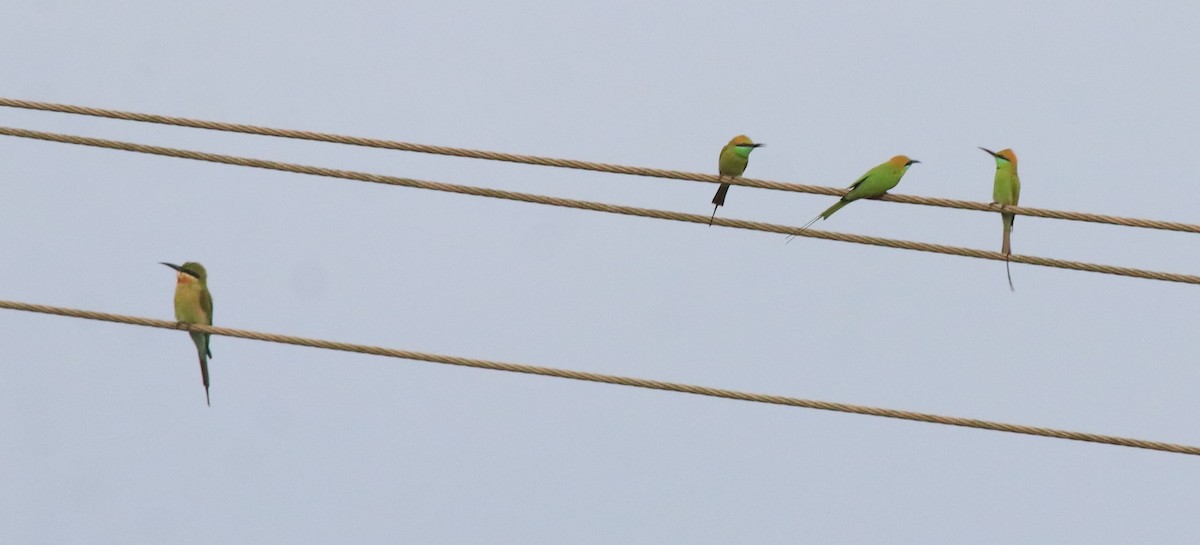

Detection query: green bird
xmin=162 ymin=261 xmax=214 ymax=406
xmin=787 ymin=154 xmax=919 ymax=242
xmin=709 ymin=135 xmax=765 ymax=225
xmin=981 ymin=147 xmax=1021 ymax=291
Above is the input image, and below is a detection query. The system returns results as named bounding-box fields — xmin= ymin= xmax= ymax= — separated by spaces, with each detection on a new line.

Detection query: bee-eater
xmin=786 ymin=155 xmax=919 ymax=242
xmin=162 ymin=261 xmax=214 ymax=406
xmin=981 ymin=147 xmax=1021 ymax=291
xmin=710 ymin=135 xmax=765 ymax=225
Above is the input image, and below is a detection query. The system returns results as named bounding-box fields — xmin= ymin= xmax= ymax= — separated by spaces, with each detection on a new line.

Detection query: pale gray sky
xmin=3 ymin=1 xmax=1200 ymax=543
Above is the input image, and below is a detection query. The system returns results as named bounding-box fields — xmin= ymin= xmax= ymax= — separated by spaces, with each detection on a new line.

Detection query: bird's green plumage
xmin=800 ymin=156 xmax=917 ymax=231
xmin=710 ymin=135 xmax=762 ymax=224
xmin=724 ymin=145 xmax=753 ymax=170
xmin=840 ymin=162 xmax=908 ymax=204
xmin=817 ymin=199 xmax=851 ymax=221
xmin=168 ymin=261 xmax=214 ymax=406
xmin=991 ymin=156 xmax=1020 ymax=254
xmin=981 ymin=148 xmax=1021 ymax=290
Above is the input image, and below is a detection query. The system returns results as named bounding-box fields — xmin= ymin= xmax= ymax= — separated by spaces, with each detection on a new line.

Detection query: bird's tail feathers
xmin=787 ymin=199 xmax=848 ymax=243
xmin=785 ymin=212 xmax=826 ymax=244
xmin=1002 ymin=213 xmax=1015 ymax=292
xmin=199 ymin=353 xmax=211 ymax=407
xmin=801 ymin=214 xmax=822 ymax=230
xmin=711 ymin=182 xmax=730 ymax=207
xmin=1001 ymin=213 xmax=1013 ymax=256
xmin=819 ymin=199 xmax=850 ymax=221
xmin=1005 ymin=255 xmax=1014 ymax=292
xmin=192 ymin=332 xmax=212 ymax=407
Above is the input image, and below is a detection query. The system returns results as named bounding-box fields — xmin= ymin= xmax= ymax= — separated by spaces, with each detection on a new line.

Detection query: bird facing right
xmin=786 ymin=154 xmax=920 ymax=242
xmin=709 ymin=135 xmax=764 ymax=225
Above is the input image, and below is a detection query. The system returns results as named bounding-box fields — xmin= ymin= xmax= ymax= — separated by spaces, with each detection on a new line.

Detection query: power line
xmin=2 ymin=125 xmax=1197 ymax=286
xmin=2 ymin=96 xmax=1197 ymax=234
xmin=3 ymin=298 xmax=1197 ymax=457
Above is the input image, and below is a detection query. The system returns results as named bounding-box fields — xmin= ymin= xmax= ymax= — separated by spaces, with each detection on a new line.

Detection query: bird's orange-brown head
xmin=888 ymin=155 xmax=920 ymax=167
xmin=729 ymin=135 xmax=753 ymax=146
xmin=980 ymin=147 xmax=1018 ymax=166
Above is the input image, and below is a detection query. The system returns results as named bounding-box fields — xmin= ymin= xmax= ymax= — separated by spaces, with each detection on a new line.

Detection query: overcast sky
xmin=3 ymin=1 xmax=1200 ymax=543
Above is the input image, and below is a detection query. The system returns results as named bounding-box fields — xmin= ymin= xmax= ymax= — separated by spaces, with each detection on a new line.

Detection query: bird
xmin=710 ymin=135 xmax=765 ymax=225
xmin=162 ymin=261 xmax=214 ymax=406
xmin=981 ymin=147 xmax=1021 ymax=291
xmin=786 ymin=155 xmax=920 ymax=242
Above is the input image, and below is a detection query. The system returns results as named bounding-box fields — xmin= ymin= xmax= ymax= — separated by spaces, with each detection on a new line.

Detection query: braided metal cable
xmin=2 ymin=125 xmax=1197 ymax=285
xmin=3 ymin=299 xmax=1197 ymax=456
xmin=1 ymin=97 xmax=1196 ymax=233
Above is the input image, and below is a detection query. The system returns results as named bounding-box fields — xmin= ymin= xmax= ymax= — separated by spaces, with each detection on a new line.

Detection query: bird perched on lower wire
xmin=162 ymin=261 xmax=214 ymax=406
xmin=981 ymin=147 xmax=1021 ymax=291
xmin=786 ymin=155 xmax=920 ymax=242
xmin=709 ymin=135 xmax=765 ymax=225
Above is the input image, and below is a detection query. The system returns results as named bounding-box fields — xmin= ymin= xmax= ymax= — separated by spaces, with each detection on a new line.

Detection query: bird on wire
xmin=981 ymin=146 xmax=1021 ymax=291
xmin=709 ymin=135 xmax=765 ymax=225
xmin=786 ymin=154 xmax=920 ymax=242
xmin=162 ymin=261 xmax=215 ymax=406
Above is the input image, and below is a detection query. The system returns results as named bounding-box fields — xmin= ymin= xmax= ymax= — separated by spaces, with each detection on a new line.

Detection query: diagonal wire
xmin=1 ymin=125 xmax=1197 ymax=285
xmin=3 ymin=299 xmax=1198 ymax=456
xmin=1 ymin=96 xmax=1197 ymax=234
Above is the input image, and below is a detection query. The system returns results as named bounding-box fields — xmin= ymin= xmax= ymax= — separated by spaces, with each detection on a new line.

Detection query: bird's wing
xmin=844 ymin=174 xmax=873 ymax=196
xmin=718 ymin=145 xmax=748 ymax=177
xmin=847 ymin=172 xmax=871 ymax=191
xmin=717 ymin=143 xmax=733 ymax=172
xmin=201 ymin=289 xmax=214 ymax=357
xmin=843 ymin=169 xmax=881 ymax=200
xmin=1010 ymin=173 xmax=1021 ymax=228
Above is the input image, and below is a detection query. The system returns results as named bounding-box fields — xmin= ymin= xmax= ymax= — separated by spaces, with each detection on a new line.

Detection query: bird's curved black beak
xmin=979 ymin=147 xmax=1000 ymax=158
xmin=751 ymin=143 xmax=766 ymax=148
xmin=908 ymin=159 xmax=921 ymax=165
xmin=160 ymin=262 xmax=184 ymax=273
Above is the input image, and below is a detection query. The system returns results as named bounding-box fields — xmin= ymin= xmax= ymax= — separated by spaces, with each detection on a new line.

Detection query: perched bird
xmin=787 ymin=155 xmax=920 ymax=242
xmin=981 ymin=147 xmax=1021 ymax=291
xmin=162 ymin=261 xmax=214 ymax=406
xmin=710 ymin=135 xmax=765 ymax=225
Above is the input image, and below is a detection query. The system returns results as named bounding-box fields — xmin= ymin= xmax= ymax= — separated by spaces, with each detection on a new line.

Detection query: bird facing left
xmin=161 ymin=261 xmax=214 ymax=406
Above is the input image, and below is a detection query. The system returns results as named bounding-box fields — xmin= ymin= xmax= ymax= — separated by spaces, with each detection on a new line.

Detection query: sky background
xmin=3 ymin=1 xmax=1200 ymax=543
